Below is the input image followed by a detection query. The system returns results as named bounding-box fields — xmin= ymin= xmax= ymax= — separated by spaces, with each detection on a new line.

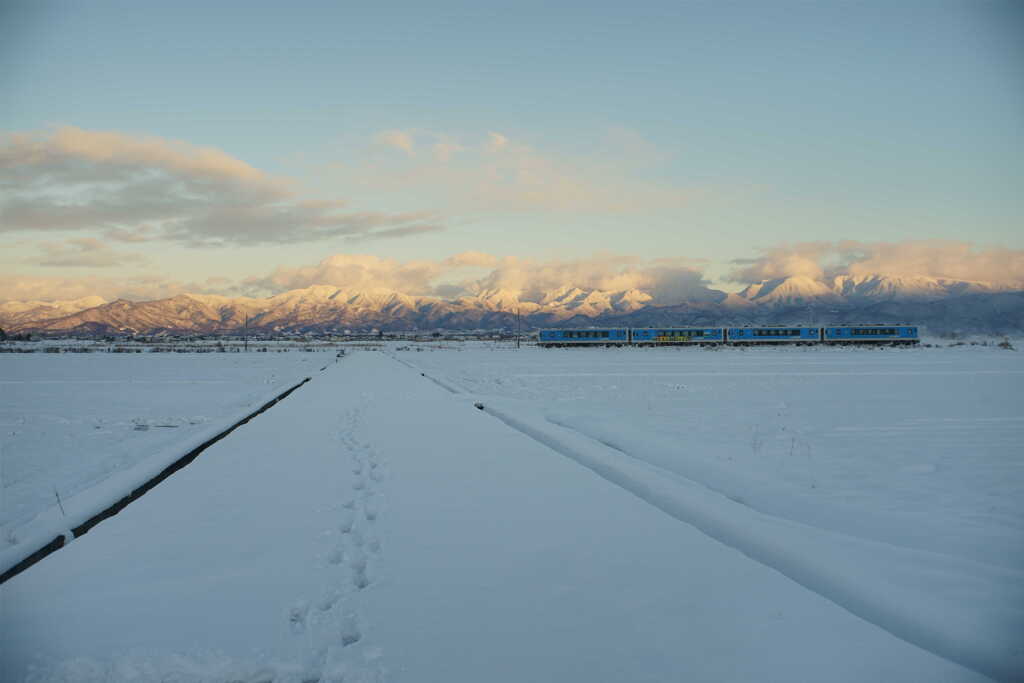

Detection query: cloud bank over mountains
xmin=730 ymin=242 xmax=1024 ymax=288
xmin=3 ymin=242 xmax=1024 ymax=306
xmin=3 ymin=242 xmax=1024 ymax=337
xmin=250 ymin=252 xmax=717 ymax=304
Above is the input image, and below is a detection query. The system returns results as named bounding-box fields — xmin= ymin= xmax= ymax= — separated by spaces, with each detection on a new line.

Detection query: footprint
xmin=348 ymin=548 xmax=367 ymax=573
xmin=289 ymin=600 xmax=310 ymax=635
xmin=340 ymin=614 xmax=362 ymax=647
xmin=318 ymin=588 xmax=341 ymax=612
xmin=339 ymin=509 xmax=355 ymax=534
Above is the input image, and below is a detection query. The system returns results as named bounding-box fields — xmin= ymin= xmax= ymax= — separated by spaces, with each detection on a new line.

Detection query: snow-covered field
xmin=400 ymin=343 xmax=1024 ymax=567
xmin=395 ymin=342 xmax=1024 ymax=679
xmin=1 ymin=352 xmax=324 ymax=551
xmin=1 ymin=343 xmax=1021 ymax=682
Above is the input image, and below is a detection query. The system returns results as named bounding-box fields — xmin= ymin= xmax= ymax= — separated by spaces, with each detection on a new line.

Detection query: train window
xmin=756 ymin=329 xmax=799 ymax=336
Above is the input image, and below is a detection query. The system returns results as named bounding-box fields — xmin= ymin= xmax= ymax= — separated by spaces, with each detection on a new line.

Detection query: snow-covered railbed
xmin=0 ymin=353 xmax=325 ymax=556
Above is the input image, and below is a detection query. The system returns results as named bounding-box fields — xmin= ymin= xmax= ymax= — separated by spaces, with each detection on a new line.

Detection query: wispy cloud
xmin=484 ymin=132 xmax=508 ymax=153
xmin=443 ymin=251 xmax=499 ymax=268
xmin=33 ymin=238 xmax=147 ymax=268
xmin=374 ymin=129 xmax=416 ymax=156
xmin=354 ymin=128 xmax=692 ymax=215
xmin=247 ymin=253 xmax=448 ymax=295
xmin=0 ymin=273 xmax=216 ymax=302
xmin=0 ymin=126 xmax=444 ymax=246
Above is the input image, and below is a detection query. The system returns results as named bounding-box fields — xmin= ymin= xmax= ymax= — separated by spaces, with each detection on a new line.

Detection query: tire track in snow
xmin=288 ymin=405 xmax=385 ymax=682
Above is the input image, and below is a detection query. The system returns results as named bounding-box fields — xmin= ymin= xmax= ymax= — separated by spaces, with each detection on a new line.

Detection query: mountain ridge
xmin=2 ymin=274 xmax=1022 ymax=336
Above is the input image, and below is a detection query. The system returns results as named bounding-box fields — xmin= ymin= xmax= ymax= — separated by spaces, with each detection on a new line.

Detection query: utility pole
xmin=243 ymin=313 xmax=248 ymax=352
xmin=516 ymin=307 xmax=521 ymax=349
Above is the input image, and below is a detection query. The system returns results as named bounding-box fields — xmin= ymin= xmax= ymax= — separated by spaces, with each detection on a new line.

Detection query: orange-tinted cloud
xmin=0 ymin=127 xmax=443 ymax=245
xmin=34 ymin=238 xmax=147 ymax=268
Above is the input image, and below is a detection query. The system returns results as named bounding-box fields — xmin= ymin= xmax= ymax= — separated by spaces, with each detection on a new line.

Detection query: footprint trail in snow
xmin=287 ymin=405 xmax=386 ymax=682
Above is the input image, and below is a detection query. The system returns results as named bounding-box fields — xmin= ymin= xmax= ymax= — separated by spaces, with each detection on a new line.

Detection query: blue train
xmin=538 ymin=324 xmax=919 ymax=347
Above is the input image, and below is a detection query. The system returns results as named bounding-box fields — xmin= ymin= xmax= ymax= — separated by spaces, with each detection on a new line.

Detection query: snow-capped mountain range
xmin=2 ymin=274 xmax=1022 ymax=336
xmin=738 ymin=275 xmax=1001 ymax=306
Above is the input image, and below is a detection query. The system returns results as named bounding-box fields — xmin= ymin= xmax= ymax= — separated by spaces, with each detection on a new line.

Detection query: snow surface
xmin=1 ymin=352 xmax=322 ymax=554
xmin=0 ymin=345 xmax=1020 ymax=681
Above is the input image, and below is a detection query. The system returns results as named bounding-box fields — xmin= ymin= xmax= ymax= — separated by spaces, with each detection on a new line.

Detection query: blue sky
xmin=1 ymin=0 xmax=1021 ymax=300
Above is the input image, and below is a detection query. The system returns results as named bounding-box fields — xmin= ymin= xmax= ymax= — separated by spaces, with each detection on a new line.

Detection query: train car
xmin=823 ymin=324 xmax=919 ymax=345
xmin=630 ymin=328 xmax=725 ymax=345
xmin=538 ymin=328 xmax=630 ymax=347
xmin=726 ymin=326 xmax=821 ymax=344
xmin=539 ymin=324 xmax=917 ymax=348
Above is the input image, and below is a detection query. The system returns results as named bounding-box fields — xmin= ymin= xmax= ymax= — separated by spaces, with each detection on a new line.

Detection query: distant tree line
xmin=0 ymin=327 xmax=34 ymax=341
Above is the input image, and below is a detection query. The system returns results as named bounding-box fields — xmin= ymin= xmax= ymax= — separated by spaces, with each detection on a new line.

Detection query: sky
xmin=1 ymin=0 xmax=1022 ymax=302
